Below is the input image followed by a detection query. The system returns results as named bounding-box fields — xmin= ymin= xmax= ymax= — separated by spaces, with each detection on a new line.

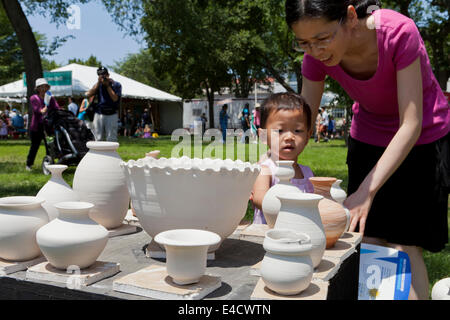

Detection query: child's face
xmin=261 ymin=109 xmax=311 ymax=161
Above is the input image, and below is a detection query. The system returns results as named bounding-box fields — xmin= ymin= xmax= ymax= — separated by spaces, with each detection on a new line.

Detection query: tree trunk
xmin=1 ymin=0 xmax=43 ymax=129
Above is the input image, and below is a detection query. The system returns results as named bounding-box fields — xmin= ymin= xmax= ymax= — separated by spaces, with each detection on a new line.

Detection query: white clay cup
xmin=154 ymin=229 xmax=221 ymax=285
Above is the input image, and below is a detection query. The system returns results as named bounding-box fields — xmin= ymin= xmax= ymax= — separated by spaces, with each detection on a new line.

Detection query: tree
xmin=68 ymin=55 xmax=102 ymax=68
xmin=113 ymin=49 xmax=176 ymax=95
xmin=0 ymin=5 xmax=23 ymax=85
xmin=382 ymin=0 xmax=449 ymax=90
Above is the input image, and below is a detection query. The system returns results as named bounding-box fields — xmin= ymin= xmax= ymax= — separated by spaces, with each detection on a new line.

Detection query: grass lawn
xmin=0 ymin=135 xmax=448 ymax=296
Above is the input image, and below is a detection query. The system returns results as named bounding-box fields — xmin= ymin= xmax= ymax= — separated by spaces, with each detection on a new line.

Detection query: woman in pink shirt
xmin=286 ymin=0 xmax=449 ymax=299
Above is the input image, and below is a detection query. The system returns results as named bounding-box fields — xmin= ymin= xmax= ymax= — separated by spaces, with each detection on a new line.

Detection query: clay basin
xmin=120 ymin=156 xmax=261 ymax=252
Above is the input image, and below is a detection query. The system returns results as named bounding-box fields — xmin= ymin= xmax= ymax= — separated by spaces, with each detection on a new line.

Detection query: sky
xmin=27 ymin=1 xmax=144 ymax=69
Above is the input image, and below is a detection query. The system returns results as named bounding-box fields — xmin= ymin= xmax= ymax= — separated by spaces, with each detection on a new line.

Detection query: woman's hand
xmin=40 ymin=106 xmax=48 ymax=114
xmin=344 ymin=183 xmax=376 ymax=236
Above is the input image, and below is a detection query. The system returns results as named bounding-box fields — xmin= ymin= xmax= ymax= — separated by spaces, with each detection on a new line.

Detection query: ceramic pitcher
xmin=274 ymin=193 xmax=326 ymax=268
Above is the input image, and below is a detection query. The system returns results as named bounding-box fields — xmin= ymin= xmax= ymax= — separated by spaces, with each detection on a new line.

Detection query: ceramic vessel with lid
xmin=260 ymin=229 xmax=313 ymax=295
xmin=0 ymin=196 xmax=49 ymax=261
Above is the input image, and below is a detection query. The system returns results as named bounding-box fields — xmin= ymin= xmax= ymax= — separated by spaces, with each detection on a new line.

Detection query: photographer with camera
xmin=86 ymin=67 xmax=122 ymax=141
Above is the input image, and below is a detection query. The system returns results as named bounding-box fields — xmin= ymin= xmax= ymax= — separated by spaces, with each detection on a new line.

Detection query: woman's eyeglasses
xmin=292 ymin=18 xmax=344 ymax=53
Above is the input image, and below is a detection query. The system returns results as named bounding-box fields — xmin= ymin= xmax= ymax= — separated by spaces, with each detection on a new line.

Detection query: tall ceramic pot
xmin=73 ymin=141 xmax=130 ymax=229
xmin=309 ymin=177 xmax=350 ymax=248
xmin=37 ymin=165 xmax=80 ymax=221
xmin=0 ymin=196 xmax=49 ymax=261
xmin=261 ymin=161 xmax=301 ymax=228
xmin=274 ymin=193 xmax=326 ymax=268
xmin=260 ymin=229 xmax=313 ymax=296
xmin=36 ymin=202 xmax=108 ymax=270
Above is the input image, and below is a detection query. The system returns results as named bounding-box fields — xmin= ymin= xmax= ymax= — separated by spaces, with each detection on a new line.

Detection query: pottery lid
xmin=54 ymin=202 xmax=94 ymax=211
xmin=263 ymin=229 xmax=312 ymax=255
xmin=86 ymin=141 xmax=119 ymax=150
xmin=154 ymin=229 xmax=221 ymax=247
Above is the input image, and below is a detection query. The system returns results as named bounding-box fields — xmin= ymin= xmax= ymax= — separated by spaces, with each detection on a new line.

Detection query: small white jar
xmin=260 ymin=229 xmax=313 ymax=296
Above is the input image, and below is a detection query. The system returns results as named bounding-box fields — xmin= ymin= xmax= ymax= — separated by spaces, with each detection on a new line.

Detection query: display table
xmin=0 ymin=221 xmax=361 ymax=300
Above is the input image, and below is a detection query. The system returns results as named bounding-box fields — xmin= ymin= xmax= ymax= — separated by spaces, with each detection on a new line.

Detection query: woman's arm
xmin=79 ymin=100 xmax=88 ymax=112
xmin=301 ymin=78 xmax=325 ymax=123
xmin=345 ymin=57 xmax=423 ymax=235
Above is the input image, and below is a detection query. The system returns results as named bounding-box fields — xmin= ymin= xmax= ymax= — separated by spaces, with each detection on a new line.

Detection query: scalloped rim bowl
xmin=121 ymin=156 xmax=261 ymax=252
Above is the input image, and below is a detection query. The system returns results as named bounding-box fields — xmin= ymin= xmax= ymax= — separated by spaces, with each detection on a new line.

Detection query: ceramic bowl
xmin=121 ymin=156 xmax=260 ymax=252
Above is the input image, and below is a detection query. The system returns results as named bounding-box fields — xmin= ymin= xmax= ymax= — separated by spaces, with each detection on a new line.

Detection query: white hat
xmin=35 ymin=78 xmax=50 ymax=89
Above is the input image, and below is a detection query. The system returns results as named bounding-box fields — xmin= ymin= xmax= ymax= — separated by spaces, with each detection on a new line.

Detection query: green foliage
xmin=68 ymin=55 xmax=102 ymax=68
xmin=0 ymin=5 xmax=23 ymax=85
xmin=113 ymin=49 xmax=176 ymax=96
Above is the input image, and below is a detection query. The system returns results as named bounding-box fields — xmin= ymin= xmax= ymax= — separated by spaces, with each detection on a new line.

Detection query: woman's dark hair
xmin=285 ymin=0 xmax=382 ymax=27
xmin=260 ymin=92 xmax=312 ymax=131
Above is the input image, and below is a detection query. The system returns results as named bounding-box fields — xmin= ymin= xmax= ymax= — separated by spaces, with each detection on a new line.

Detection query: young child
xmin=143 ymin=124 xmax=152 ymax=139
xmin=251 ymin=92 xmax=314 ymax=224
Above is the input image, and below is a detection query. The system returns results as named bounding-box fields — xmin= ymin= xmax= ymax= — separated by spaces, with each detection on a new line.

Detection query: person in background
xmin=26 ymin=78 xmax=60 ymax=171
xmin=200 ymin=113 xmax=208 ymax=136
xmin=123 ymin=109 xmax=135 ymax=137
xmin=68 ymin=97 xmax=78 ymax=116
xmin=78 ymin=96 xmax=94 ymax=131
xmin=219 ymin=104 xmax=229 ymax=143
xmin=86 ymin=67 xmax=122 ymax=142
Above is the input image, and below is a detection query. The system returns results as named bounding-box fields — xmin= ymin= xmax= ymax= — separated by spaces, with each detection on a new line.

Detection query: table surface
xmin=2 ymin=223 xmax=362 ymax=300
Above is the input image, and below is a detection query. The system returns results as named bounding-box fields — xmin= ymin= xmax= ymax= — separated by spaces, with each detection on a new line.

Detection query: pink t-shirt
xmin=302 ymin=9 xmax=450 ymax=147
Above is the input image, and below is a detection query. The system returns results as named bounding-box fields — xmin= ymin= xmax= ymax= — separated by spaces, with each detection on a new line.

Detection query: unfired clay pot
xmin=309 ymin=177 xmax=350 ymax=248
xmin=73 ymin=141 xmax=130 ymax=229
xmin=154 ymin=229 xmax=221 ymax=285
xmin=431 ymin=278 xmax=450 ymax=300
xmin=36 ymin=202 xmax=108 ymax=270
xmin=121 ymin=156 xmax=260 ymax=252
xmin=274 ymin=193 xmax=326 ymax=268
xmin=0 ymin=196 xmax=49 ymax=261
xmin=261 ymin=161 xmax=302 ymax=228
xmin=260 ymin=229 xmax=313 ymax=296
xmin=37 ymin=165 xmax=80 ymax=220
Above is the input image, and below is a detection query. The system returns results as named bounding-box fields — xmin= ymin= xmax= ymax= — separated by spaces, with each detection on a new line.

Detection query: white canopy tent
xmin=0 ymin=63 xmax=182 ymax=102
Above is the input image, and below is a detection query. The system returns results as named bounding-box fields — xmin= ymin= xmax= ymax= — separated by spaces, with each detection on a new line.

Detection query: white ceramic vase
xmin=431 ymin=278 xmax=450 ymax=300
xmin=121 ymin=156 xmax=260 ymax=252
xmin=37 ymin=165 xmax=80 ymax=220
xmin=154 ymin=229 xmax=221 ymax=285
xmin=260 ymin=229 xmax=313 ymax=296
xmin=73 ymin=141 xmax=130 ymax=229
xmin=261 ymin=161 xmax=302 ymax=228
xmin=274 ymin=193 xmax=326 ymax=268
xmin=0 ymin=196 xmax=49 ymax=261
xmin=36 ymin=202 xmax=108 ymax=270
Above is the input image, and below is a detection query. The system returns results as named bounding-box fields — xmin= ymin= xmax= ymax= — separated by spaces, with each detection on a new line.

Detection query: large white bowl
xmin=120 ymin=156 xmax=260 ymax=252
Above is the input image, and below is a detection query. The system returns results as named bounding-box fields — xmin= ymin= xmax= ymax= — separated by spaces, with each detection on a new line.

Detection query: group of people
xmin=218 ymin=102 xmax=261 ymax=143
xmin=121 ymin=107 xmax=156 ymax=139
xmin=0 ymin=107 xmax=28 ymax=140
xmin=25 ymin=67 xmax=123 ymax=170
xmin=315 ymin=107 xmax=337 ymax=142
